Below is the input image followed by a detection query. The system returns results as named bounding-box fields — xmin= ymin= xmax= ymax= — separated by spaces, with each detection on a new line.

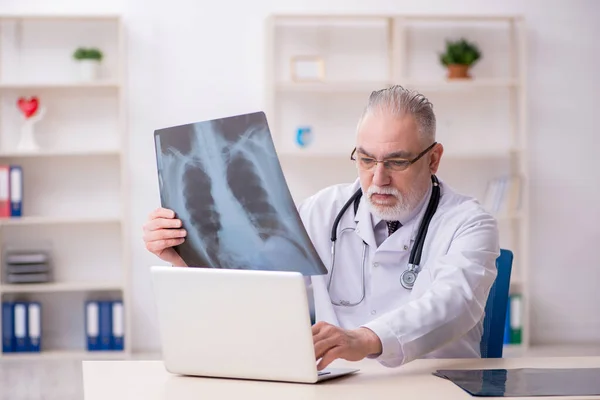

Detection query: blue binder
xmin=27 ymin=302 xmax=41 ymax=352
xmin=85 ymin=301 xmax=100 ymax=351
xmin=111 ymin=301 xmax=124 ymax=351
xmin=9 ymin=165 xmax=22 ymax=217
xmin=98 ymin=301 xmax=112 ymax=351
xmin=2 ymin=302 xmax=14 ymax=353
xmin=13 ymin=302 xmax=28 ymax=352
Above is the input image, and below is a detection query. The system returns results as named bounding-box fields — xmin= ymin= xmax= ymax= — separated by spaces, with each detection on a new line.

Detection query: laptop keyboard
xmin=318 ymin=371 xmax=331 ymax=376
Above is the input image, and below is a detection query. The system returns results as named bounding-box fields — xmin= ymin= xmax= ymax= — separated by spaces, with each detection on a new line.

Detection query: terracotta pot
xmin=447 ymin=64 xmax=471 ymax=79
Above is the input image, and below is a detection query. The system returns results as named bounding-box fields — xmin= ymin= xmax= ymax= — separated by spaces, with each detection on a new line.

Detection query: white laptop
xmin=150 ymin=266 xmax=359 ymax=383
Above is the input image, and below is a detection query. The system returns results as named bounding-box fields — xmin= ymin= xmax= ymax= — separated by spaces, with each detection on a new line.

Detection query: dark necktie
xmin=386 ymin=220 xmax=401 ymax=236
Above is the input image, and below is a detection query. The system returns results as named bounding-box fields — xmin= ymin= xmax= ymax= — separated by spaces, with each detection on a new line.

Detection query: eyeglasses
xmin=350 ymin=142 xmax=438 ymax=172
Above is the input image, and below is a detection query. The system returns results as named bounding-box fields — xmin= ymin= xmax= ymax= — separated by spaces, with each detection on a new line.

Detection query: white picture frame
xmin=290 ymin=56 xmax=325 ymax=82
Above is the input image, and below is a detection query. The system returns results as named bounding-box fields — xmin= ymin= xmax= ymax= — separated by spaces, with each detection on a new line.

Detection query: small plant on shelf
xmin=439 ymin=38 xmax=481 ymax=79
xmin=72 ymin=47 xmax=104 ymax=81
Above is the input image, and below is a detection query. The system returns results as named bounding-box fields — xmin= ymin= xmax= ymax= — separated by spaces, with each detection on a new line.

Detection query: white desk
xmin=82 ymin=356 xmax=600 ymax=400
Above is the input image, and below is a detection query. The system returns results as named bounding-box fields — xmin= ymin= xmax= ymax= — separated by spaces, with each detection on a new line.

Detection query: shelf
xmin=0 ymin=349 xmax=128 ymax=360
xmin=0 ymin=149 xmax=121 ymax=158
xmin=0 ymin=81 xmax=120 ymax=90
xmin=0 ymin=14 xmax=121 ymax=21
xmin=0 ymin=216 xmax=122 ymax=226
xmin=276 ymin=81 xmax=390 ymax=93
xmin=403 ymin=78 xmax=519 ymax=90
xmin=0 ymin=281 xmax=124 ymax=293
xmin=275 ymin=79 xmax=518 ymax=94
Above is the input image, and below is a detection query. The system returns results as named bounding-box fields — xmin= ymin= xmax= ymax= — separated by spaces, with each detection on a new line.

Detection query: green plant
xmin=73 ymin=47 xmax=103 ymax=61
xmin=439 ymin=38 xmax=481 ymax=67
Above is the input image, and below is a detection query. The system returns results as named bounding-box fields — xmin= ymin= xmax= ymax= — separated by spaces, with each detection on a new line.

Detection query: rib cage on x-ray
xmin=154 ymin=112 xmax=326 ymax=276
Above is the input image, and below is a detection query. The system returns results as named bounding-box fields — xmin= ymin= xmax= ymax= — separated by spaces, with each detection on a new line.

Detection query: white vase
xmin=78 ymin=60 xmax=100 ymax=81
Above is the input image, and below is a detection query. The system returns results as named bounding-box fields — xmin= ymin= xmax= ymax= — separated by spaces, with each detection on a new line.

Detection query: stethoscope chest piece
xmin=400 ymin=268 xmax=417 ymax=289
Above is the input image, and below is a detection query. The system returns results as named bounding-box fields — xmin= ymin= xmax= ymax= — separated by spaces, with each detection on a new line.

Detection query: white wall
xmin=2 ymin=0 xmax=599 ymax=351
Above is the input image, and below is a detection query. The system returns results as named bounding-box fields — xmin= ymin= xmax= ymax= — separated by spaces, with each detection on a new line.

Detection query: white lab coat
xmin=297 ymin=177 xmax=500 ymax=368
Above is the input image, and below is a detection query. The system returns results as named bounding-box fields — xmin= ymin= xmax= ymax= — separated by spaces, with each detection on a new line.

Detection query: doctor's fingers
xmin=148 ymin=207 xmax=176 ymax=220
xmin=145 ymin=237 xmax=185 ymax=254
xmin=144 ymin=216 xmax=183 ymax=232
xmin=314 ymin=336 xmax=343 ymax=361
xmin=143 ymin=228 xmax=187 ymax=244
xmin=317 ymin=347 xmax=344 ymax=371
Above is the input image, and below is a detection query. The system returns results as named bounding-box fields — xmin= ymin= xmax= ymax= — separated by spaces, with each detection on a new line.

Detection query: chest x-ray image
xmin=153 ymin=111 xmax=327 ymax=276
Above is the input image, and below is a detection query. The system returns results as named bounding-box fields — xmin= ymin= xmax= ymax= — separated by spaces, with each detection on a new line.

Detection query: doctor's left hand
xmin=312 ymin=321 xmax=382 ymax=370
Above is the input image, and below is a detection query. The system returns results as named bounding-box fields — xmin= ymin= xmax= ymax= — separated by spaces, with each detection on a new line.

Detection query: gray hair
xmin=356 ymin=85 xmax=436 ymax=145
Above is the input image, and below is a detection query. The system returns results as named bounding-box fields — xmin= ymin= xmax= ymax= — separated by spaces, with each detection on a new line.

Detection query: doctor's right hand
xmin=143 ymin=207 xmax=188 ymax=267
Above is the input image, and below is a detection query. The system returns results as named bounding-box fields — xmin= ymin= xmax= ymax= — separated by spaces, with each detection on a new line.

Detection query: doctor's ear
xmin=429 ymin=143 xmax=443 ymax=174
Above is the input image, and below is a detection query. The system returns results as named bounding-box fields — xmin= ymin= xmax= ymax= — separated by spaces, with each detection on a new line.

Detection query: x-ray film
xmin=153 ymin=111 xmax=327 ymax=276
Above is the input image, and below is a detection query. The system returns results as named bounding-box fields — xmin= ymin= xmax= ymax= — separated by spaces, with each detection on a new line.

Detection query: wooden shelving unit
xmin=0 ymin=14 xmax=131 ymax=359
xmin=266 ymin=13 xmax=529 ymax=352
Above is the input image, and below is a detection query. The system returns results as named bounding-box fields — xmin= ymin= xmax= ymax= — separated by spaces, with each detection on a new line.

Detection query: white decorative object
xmin=78 ymin=59 xmax=100 ymax=81
xmin=16 ymin=96 xmax=46 ymax=152
xmin=290 ymin=56 xmax=325 ymax=82
xmin=18 ymin=106 xmax=46 ymax=152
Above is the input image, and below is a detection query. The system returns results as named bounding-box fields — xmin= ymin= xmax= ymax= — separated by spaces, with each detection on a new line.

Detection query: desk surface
xmin=82 ymin=356 xmax=600 ymax=400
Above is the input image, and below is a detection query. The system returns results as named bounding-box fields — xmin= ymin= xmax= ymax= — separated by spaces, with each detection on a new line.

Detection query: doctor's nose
xmin=371 ymin=162 xmax=391 ymax=186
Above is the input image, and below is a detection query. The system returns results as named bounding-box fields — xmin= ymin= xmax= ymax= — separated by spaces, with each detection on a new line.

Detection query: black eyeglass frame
xmin=350 ymin=142 xmax=438 ymax=172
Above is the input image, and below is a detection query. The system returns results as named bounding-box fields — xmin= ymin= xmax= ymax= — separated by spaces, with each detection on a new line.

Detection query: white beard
xmin=365 ymin=184 xmax=426 ymax=222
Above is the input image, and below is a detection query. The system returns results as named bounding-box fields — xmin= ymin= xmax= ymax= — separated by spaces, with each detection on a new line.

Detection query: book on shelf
xmin=0 ymin=164 xmax=23 ymax=218
xmin=503 ymin=293 xmax=523 ymax=346
xmin=482 ymin=175 xmax=522 ymax=216
xmin=1 ymin=301 xmax=41 ymax=353
xmin=85 ymin=300 xmax=124 ymax=352
xmin=1 ymin=299 xmax=125 ymax=354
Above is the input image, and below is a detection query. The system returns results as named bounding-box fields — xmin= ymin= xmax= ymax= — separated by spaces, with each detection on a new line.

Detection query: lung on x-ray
xmin=153 ymin=111 xmax=327 ymax=276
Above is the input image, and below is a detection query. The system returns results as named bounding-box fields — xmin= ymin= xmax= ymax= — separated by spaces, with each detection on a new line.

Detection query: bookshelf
xmin=0 ymin=14 xmax=131 ymax=359
xmin=266 ymin=14 xmax=529 ymax=351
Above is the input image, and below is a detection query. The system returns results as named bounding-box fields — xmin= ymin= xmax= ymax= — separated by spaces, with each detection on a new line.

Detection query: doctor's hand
xmin=312 ymin=321 xmax=382 ymax=371
xmin=143 ymin=207 xmax=188 ymax=267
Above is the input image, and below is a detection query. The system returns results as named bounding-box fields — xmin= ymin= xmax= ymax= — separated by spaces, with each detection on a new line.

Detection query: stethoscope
xmin=326 ymin=175 xmax=441 ymax=307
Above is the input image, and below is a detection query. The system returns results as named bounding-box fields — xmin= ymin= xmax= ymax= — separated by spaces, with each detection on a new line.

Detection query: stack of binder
xmin=0 ymin=164 xmax=23 ymax=218
xmin=85 ymin=300 xmax=124 ymax=351
xmin=4 ymin=251 xmax=52 ymax=284
xmin=2 ymin=301 xmax=42 ymax=353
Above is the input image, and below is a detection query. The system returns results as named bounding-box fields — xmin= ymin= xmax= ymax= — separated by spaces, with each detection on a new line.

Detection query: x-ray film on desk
xmin=153 ymin=111 xmax=327 ymax=276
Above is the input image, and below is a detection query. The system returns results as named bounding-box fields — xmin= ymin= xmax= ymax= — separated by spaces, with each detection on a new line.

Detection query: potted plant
xmin=439 ymin=38 xmax=481 ymax=79
xmin=72 ymin=47 xmax=103 ymax=81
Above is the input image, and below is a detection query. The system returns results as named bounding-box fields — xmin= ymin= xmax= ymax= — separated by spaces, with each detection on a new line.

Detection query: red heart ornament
xmin=17 ymin=97 xmax=39 ymax=118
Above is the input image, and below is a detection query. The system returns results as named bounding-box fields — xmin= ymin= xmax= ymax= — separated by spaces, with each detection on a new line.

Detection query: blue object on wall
xmin=295 ymin=126 xmax=313 ymax=148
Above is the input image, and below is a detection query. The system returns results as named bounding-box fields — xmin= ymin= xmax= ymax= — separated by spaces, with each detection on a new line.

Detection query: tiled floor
xmin=2 ymin=346 xmax=600 ymax=399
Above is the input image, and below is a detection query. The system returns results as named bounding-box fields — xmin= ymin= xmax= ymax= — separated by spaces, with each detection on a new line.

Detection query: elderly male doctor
xmin=142 ymin=85 xmax=499 ymax=371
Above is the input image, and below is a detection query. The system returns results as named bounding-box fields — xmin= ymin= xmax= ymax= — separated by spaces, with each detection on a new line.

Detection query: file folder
xmin=2 ymin=302 xmax=14 ymax=353
xmin=99 ymin=301 xmax=112 ymax=351
xmin=86 ymin=301 xmax=100 ymax=351
xmin=27 ymin=302 xmax=41 ymax=352
xmin=9 ymin=165 xmax=23 ymax=217
xmin=510 ymin=294 xmax=522 ymax=344
xmin=111 ymin=301 xmax=124 ymax=351
xmin=0 ymin=165 xmax=9 ymax=218
xmin=13 ymin=303 xmax=28 ymax=352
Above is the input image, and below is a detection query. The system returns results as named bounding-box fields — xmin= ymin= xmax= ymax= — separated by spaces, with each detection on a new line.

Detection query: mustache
xmin=366 ymin=185 xmax=400 ymax=198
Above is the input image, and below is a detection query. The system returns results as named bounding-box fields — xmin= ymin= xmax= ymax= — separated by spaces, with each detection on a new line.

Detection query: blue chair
xmin=480 ymin=249 xmax=514 ymax=358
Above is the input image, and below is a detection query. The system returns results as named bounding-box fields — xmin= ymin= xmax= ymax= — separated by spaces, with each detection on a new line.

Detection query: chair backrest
xmin=480 ymin=249 xmax=514 ymax=358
